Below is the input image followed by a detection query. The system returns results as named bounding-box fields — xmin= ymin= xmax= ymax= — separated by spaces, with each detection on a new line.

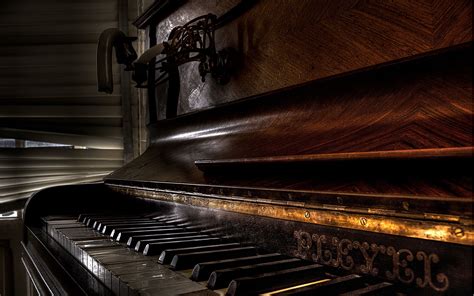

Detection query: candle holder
xmin=132 ymin=13 xmax=238 ymax=88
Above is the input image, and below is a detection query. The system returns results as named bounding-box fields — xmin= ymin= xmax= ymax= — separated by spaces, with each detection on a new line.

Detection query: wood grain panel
xmin=108 ymin=45 xmax=473 ymax=198
xmin=195 ymin=147 xmax=473 ymax=168
xmin=149 ymin=0 xmax=472 ymax=117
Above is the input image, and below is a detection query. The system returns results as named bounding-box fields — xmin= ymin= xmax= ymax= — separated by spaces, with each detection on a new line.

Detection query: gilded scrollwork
xmin=319 ymin=235 xmax=333 ymax=265
xmin=416 ymin=252 xmax=449 ymax=292
xmin=293 ymin=230 xmax=312 ymax=260
xmin=353 ymin=241 xmax=382 ymax=276
xmin=335 ymin=238 xmax=355 ymax=270
xmin=293 ymin=230 xmax=449 ymax=292
xmin=310 ymin=233 xmax=321 ymax=262
xmin=386 ymin=247 xmax=415 ymax=284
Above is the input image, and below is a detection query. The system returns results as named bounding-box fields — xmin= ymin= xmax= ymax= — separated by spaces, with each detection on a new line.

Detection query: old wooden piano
xmin=21 ymin=1 xmax=472 ymax=295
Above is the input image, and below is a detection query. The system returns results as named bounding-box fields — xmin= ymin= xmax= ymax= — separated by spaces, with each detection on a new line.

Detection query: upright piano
xmin=21 ymin=1 xmax=472 ymax=295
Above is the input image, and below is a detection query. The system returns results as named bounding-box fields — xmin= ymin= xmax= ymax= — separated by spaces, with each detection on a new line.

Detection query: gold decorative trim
xmin=293 ymin=230 xmax=450 ymax=292
xmin=108 ymin=184 xmax=473 ymax=246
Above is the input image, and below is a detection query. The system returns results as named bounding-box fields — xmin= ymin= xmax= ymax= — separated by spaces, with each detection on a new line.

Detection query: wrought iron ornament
xmin=133 ymin=14 xmax=237 ymax=88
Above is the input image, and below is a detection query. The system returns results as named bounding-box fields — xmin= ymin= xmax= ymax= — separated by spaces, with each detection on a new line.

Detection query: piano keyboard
xmin=42 ymin=214 xmax=396 ymax=296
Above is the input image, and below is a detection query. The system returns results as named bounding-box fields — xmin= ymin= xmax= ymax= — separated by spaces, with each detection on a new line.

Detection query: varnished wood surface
xmin=150 ymin=0 xmax=472 ymax=118
xmin=195 ymin=147 xmax=473 ymax=168
xmin=107 ymin=45 xmax=473 ymax=199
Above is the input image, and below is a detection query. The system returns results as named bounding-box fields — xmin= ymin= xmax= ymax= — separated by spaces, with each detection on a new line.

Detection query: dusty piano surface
xmin=22 ymin=0 xmax=472 ymax=295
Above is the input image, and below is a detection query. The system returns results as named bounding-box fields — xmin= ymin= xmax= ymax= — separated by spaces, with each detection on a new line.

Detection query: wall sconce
xmin=97 ymin=13 xmax=238 ymax=94
xmin=134 ymin=14 xmax=237 ymax=88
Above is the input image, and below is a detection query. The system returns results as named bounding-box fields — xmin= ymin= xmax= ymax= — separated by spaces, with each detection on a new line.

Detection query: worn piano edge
xmin=194 ymin=147 xmax=473 ymax=168
xmin=106 ymin=183 xmax=473 ymax=246
xmin=21 ymin=227 xmax=90 ymax=295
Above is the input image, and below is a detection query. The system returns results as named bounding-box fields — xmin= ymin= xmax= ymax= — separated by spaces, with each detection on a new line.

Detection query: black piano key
xmin=181 ymin=225 xmax=207 ymax=233
xmin=207 ymin=258 xmax=308 ymax=289
xmin=225 ymin=264 xmax=325 ymax=296
xmin=84 ymin=215 xmax=137 ymax=227
xmin=175 ymin=221 xmax=198 ymax=228
xmin=85 ymin=214 xmax=139 ymax=223
xmin=136 ymin=235 xmax=212 ymax=252
xmin=170 ymin=247 xmax=258 ymax=270
xmin=191 ymin=253 xmax=286 ymax=281
xmin=164 ymin=218 xmax=189 ymax=224
xmin=150 ymin=218 xmax=181 ymax=224
xmin=143 ymin=212 xmax=169 ymax=218
xmin=143 ymin=237 xmax=228 ymax=256
xmin=84 ymin=215 xmax=118 ymax=226
xmin=99 ymin=221 xmax=157 ymax=234
xmin=134 ymin=233 xmax=211 ymax=252
xmin=81 ymin=214 xmax=115 ymax=224
xmin=100 ymin=221 xmax=163 ymax=234
xmin=117 ymin=229 xmax=202 ymax=243
xmin=339 ymin=281 xmax=394 ymax=296
xmin=90 ymin=216 xmax=148 ymax=225
xmin=158 ymin=243 xmax=242 ymax=264
xmin=77 ymin=213 xmax=92 ymax=222
xmin=271 ymin=274 xmax=366 ymax=295
xmin=45 ymin=215 xmax=77 ymax=221
xmin=111 ymin=225 xmax=179 ymax=239
xmin=78 ymin=213 xmax=119 ymax=223
xmin=151 ymin=214 xmax=179 ymax=220
xmin=94 ymin=218 xmax=153 ymax=230
xmin=127 ymin=231 xmax=200 ymax=248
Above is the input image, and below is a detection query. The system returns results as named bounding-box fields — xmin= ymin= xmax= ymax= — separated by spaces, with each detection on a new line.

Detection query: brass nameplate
xmin=108 ymin=184 xmax=473 ymax=246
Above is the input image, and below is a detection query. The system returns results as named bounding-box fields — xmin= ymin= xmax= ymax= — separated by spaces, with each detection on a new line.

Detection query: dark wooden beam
xmin=118 ymin=0 xmax=134 ymax=163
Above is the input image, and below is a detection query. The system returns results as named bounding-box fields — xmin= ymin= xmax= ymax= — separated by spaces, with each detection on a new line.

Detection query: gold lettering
xmin=311 ymin=234 xmax=321 ymax=262
xmin=354 ymin=242 xmax=381 ymax=276
xmin=293 ymin=230 xmax=312 ymax=260
xmin=293 ymin=230 xmax=449 ymax=293
xmin=329 ymin=238 xmax=354 ymax=270
xmin=386 ymin=247 xmax=414 ymax=284
xmin=319 ymin=235 xmax=333 ymax=265
xmin=416 ymin=252 xmax=449 ymax=292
